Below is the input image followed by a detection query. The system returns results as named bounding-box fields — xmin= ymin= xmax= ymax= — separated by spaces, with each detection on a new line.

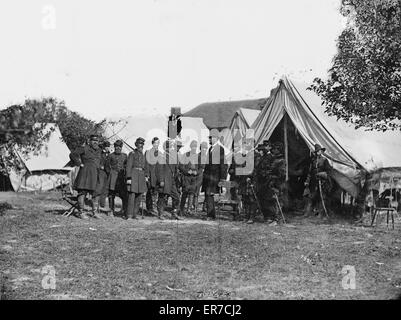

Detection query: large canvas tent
xmin=251 ymin=76 xmax=401 ymax=198
xmin=103 ymin=114 xmax=210 ymax=153
xmin=0 ymin=123 xmax=72 ymax=191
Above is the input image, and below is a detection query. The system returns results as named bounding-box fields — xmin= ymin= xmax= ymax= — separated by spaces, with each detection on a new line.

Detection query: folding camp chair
xmin=371 ymin=193 xmax=397 ymax=230
xmin=60 ymin=187 xmax=80 ymax=217
xmin=217 ymin=180 xmax=241 ymax=220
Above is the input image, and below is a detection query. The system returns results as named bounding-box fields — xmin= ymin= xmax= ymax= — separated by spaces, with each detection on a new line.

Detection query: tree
xmin=0 ymin=97 xmax=105 ymax=174
xmin=310 ymin=0 xmax=401 ymax=131
xmin=0 ymin=104 xmax=51 ymax=174
xmin=21 ymin=97 xmax=106 ymax=150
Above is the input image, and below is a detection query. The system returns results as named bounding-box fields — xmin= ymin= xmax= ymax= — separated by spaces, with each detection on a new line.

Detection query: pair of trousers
xmin=126 ymin=192 xmax=142 ymax=218
xmin=157 ymin=193 xmax=168 ymax=216
xmin=109 ymin=190 xmax=127 ymax=213
xmin=77 ymin=190 xmax=97 ymax=213
xmin=205 ymin=194 xmax=216 ymax=218
xmin=146 ymin=187 xmax=158 ymax=213
xmin=244 ymin=199 xmax=257 ymax=220
xmin=180 ymin=191 xmax=194 ymax=213
xmin=168 ymin=182 xmax=180 ymax=210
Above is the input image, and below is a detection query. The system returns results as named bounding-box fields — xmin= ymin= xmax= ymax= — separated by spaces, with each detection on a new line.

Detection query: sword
xmin=318 ymin=179 xmax=329 ymax=218
xmin=141 ymin=194 xmax=145 ymax=219
xmin=249 ymin=182 xmax=263 ymax=215
xmin=273 ymin=192 xmax=286 ymax=224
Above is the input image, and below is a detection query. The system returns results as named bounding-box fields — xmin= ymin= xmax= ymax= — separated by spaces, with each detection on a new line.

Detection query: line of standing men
xmin=69 ymin=133 xmax=227 ymax=220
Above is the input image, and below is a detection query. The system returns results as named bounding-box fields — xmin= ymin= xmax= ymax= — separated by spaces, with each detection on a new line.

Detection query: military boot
xmin=108 ymin=196 xmax=115 ymax=217
xmin=91 ymin=199 xmax=100 ymax=219
xmin=193 ymin=195 xmax=199 ymax=214
xmin=76 ymin=194 xmax=90 ymax=219
xmin=187 ymin=194 xmax=194 ymax=216
xmin=303 ymin=199 xmax=313 ymax=217
xmin=151 ymin=193 xmax=158 ymax=216
xmin=179 ymin=193 xmax=188 ymax=216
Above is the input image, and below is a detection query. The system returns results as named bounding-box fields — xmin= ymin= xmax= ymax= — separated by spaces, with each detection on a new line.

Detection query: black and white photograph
xmin=1 ymin=0 xmax=401 ymax=307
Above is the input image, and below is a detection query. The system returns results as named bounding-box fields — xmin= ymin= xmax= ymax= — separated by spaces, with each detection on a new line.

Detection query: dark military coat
xmin=145 ymin=148 xmax=161 ymax=188
xmin=94 ymin=150 xmax=110 ymax=196
xmin=195 ymin=152 xmax=207 ymax=194
xmin=179 ymin=151 xmax=203 ymax=194
xmin=155 ymin=152 xmax=178 ymax=196
xmin=105 ymin=152 xmax=127 ymax=192
xmin=255 ymin=151 xmax=274 ymax=192
xmin=306 ymin=155 xmax=332 ymax=193
xmin=126 ymin=149 xmax=148 ymax=194
xmin=70 ymin=144 xmax=102 ymax=191
xmin=229 ymin=150 xmax=253 ymax=196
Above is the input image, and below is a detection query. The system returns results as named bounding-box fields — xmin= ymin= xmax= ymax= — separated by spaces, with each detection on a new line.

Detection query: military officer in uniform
xmin=196 ymin=141 xmax=208 ymax=213
xmin=125 ymin=137 xmax=149 ymax=220
xmin=145 ymin=137 xmax=161 ymax=216
xmin=304 ymin=143 xmax=333 ymax=218
xmin=69 ymin=134 xmax=102 ymax=219
xmin=179 ymin=140 xmax=201 ymax=216
xmin=268 ymin=142 xmax=286 ymax=224
xmin=95 ymin=140 xmax=111 ymax=213
xmin=174 ymin=140 xmax=184 ymax=216
xmin=105 ymin=140 xmax=127 ymax=217
xmin=155 ymin=140 xmax=181 ymax=220
xmin=254 ymin=141 xmax=275 ymax=222
xmin=228 ymin=138 xmax=255 ymax=222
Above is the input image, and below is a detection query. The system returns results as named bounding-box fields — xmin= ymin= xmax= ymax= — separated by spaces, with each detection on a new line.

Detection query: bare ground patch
xmin=1 ymin=191 xmax=401 ymax=300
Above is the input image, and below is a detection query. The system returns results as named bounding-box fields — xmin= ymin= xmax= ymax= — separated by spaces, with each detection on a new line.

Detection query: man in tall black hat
xmin=201 ymin=131 xmax=228 ymax=220
xmin=125 ymin=137 xmax=149 ymax=219
xmin=105 ymin=139 xmax=128 ymax=217
xmin=304 ymin=143 xmax=333 ymax=218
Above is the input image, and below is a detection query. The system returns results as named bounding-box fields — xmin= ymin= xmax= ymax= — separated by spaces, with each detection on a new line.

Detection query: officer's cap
xmin=89 ymin=134 xmax=99 ymax=141
xmin=135 ymin=137 xmax=145 ymax=145
xmin=256 ymin=144 xmax=266 ymax=150
xmin=114 ymin=140 xmax=123 ymax=147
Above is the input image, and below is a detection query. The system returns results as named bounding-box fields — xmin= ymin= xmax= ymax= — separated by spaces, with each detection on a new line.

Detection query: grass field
xmin=1 ymin=191 xmax=401 ymax=300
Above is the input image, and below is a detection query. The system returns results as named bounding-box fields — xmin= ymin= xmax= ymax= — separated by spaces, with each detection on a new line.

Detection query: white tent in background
xmin=103 ymin=114 xmax=210 ymax=153
xmin=104 ymin=114 xmax=169 ymax=153
xmin=251 ymin=76 xmax=401 ymax=197
xmin=1 ymin=123 xmax=72 ymax=191
xmin=223 ymin=108 xmax=261 ymax=150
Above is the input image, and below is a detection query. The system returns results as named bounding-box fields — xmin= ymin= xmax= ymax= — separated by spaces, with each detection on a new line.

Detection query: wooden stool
xmin=371 ymin=207 xmax=396 ymax=229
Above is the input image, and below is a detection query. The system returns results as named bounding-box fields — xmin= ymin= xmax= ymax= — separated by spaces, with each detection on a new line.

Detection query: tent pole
xmin=283 ymin=112 xmax=289 ymax=210
xmin=283 ymin=113 xmax=289 ymax=182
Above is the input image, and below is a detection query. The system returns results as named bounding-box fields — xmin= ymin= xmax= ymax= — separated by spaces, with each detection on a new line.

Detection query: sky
xmin=0 ymin=0 xmax=345 ymax=121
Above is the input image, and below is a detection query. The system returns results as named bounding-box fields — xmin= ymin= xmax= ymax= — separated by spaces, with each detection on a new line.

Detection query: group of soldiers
xmin=69 ymin=133 xmax=223 ymax=220
xmin=69 ymin=132 xmax=333 ymax=222
xmin=229 ymin=138 xmax=286 ymax=224
xmin=228 ymin=139 xmax=334 ymax=223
